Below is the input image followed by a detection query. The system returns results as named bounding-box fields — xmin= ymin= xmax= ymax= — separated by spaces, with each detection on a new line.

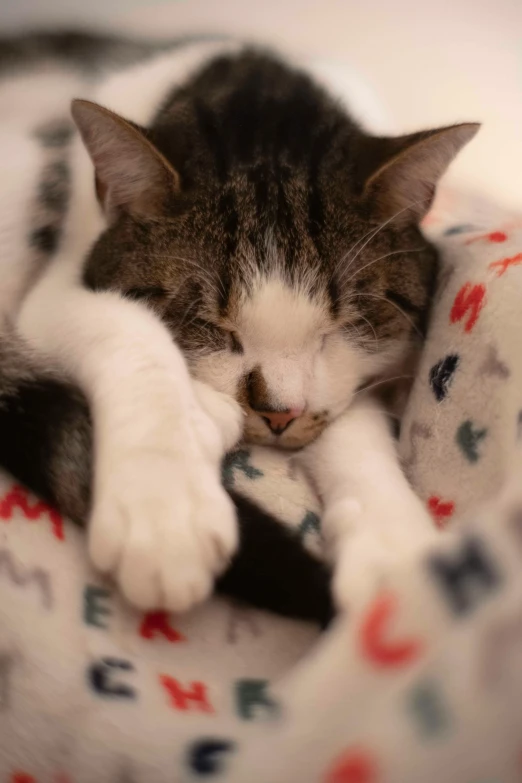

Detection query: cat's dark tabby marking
xmin=0 ymin=33 xmax=478 ymax=624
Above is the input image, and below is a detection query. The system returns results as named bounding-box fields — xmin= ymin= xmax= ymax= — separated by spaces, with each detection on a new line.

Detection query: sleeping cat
xmin=0 ymin=33 xmax=478 ymax=620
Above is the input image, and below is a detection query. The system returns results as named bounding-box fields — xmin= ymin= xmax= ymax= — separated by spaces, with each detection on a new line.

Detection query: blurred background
xmin=2 ymin=0 xmax=521 ymax=211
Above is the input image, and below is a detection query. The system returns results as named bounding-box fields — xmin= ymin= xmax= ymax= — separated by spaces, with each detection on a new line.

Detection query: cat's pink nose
xmin=261 ymin=408 xmax=303 ymax=436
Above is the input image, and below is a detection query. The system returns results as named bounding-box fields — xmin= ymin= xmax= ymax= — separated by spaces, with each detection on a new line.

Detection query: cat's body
xmin=0 ymin=33 xmax=477 ymax=619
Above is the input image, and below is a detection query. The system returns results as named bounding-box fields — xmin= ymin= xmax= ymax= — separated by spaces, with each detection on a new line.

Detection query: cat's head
xmin=75 ymin=51 xmax=478 ymax=448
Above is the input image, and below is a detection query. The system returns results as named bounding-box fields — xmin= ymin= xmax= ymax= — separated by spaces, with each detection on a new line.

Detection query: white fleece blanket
xmin=1 ymin=189 xmax=522 ymax=782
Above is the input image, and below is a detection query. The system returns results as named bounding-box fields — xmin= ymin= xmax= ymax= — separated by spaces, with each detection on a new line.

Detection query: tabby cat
xmin=0 ymin=32 xmax=478 ymax=622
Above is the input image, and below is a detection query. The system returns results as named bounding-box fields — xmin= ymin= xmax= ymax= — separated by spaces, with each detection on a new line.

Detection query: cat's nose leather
xmin=261 ymin=409 xmax=303 ymax=435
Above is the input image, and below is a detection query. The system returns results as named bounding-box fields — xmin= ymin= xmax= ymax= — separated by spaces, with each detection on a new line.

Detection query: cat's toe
xmin=155 ymin=468 xmax=237 ymax=612
xmin=159 ymin=542 xmax=215 ymax=613
xmin=195 ymin=475 xmax=238 ymax=566
xmin=88 ymin=497 xmax=128 ymax=576
xmin=333 ymin=532 xmax=395 ymax=611
xmin=116 ymin=521 xmax=165 ymax=610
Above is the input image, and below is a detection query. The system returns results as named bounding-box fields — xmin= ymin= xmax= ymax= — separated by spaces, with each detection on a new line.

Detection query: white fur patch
xmin=239 ymin=276 xmax=327 ymax=353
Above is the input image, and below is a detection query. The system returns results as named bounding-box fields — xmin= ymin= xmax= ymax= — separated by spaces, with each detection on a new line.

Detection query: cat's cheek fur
xmin=307 ymin=339 xmax=367 ymax=418
xmin=298 ymin=394 xmax=439 ymax=610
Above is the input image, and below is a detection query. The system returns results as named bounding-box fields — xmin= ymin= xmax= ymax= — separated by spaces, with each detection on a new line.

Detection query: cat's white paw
xmin=193 ymin=381 xmax=244 ymax=456
xmin=88 ymin=443 xmax=237 ymax=613
xmin=333 ymin=529 xmax=402 ymax=610
xmin=325 ymin=498 xmax=437 ymax=611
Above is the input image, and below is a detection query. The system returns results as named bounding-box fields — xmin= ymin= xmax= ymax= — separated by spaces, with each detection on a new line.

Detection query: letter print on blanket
xmin=400 ymin=218 xmax=522 ymax=523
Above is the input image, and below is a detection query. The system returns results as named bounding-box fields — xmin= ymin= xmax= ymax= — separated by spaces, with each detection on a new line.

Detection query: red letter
xmin=359 ymin=593 xmax=423 ymax=668
xmin=11 ymin=774 xmax=37 ymax=783
xmin=325 ymin=750 xmax=377 ymax=783
xmin=465 ymin=230 xmax=507 ymax=245
xmin=427 ymin=496 xmax=455 ymax=529
xmin=0 ymin=484 xmax=64 ymax=541
xmin=140 ymin=611 xmax=184 ymax=642
xmin=159 ymin=675 xmax=213 ymax=713
xmin=449 ymin=283 xmax=486 ymax=333
xmin=489 ymin=252 xmax=522 ymax=278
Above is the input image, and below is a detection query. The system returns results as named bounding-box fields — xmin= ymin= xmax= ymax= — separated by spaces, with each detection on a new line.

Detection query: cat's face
xmin=85 ymin=186 xmax=434 ymax=448
xmin=75 ymin=51 xmax=478 ymax=448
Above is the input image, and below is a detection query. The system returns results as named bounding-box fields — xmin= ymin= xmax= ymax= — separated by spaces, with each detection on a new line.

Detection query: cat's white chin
xmin=243 ymin=413 xmax=331 ymax=449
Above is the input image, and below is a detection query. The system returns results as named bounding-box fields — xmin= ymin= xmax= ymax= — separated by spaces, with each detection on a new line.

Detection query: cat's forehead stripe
xmin=217 ymin=230 xmax=325 ymax=322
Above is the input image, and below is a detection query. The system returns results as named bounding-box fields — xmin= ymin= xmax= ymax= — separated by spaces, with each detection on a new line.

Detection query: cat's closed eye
xmin=228 ymin=331 xmax=243 ymax=354
xmin=125 ymin=286 xmax=167 ymax=301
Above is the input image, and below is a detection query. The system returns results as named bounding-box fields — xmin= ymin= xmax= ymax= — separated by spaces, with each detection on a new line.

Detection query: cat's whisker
xmin=342 ymin=319 xmax=365 ymax=342
xmin=335 ymin=224 xmax=385 ymax=274
xmin=356 ymin=292 xmax=423 ymax=337
xmin=353 ymin=374 xmax=415 ymax=397
xmin=335 ymin=196 xmax=432 ymax=277
xmin=175 ymin=302 xmax=208 ymax=334
xmin=345 ymin=313 xmax=379 ymax=346
xmin=149 ymin=253 xmax=223 ymax=298
xmin=149 ymin=252 xmax=200 ymax=267
xmin=215 ymin=273 xmax=226 ymax=298
xmin=341 ymin=247 xmax=424 ymax=286
xmin=148 ymin=254 xmax=208 ymax=281
xmin=194 ymin=276 xmax=223 ymax=302
xmin=163 ymin=279 xmax=187 ymax=300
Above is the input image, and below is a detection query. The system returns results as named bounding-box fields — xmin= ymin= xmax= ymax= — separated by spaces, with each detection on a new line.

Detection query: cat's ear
xmin=360 ymin=123 xmax=480 ymax=223
xmin=71 ymin=99 xmax=179 ymax=219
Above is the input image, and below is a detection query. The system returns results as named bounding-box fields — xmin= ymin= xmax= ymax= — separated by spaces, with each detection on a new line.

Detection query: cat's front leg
xmin=298 ymin=395 xmax=438 ymax=609
xmin=16 ymin=281 xmax=243 ymax=612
